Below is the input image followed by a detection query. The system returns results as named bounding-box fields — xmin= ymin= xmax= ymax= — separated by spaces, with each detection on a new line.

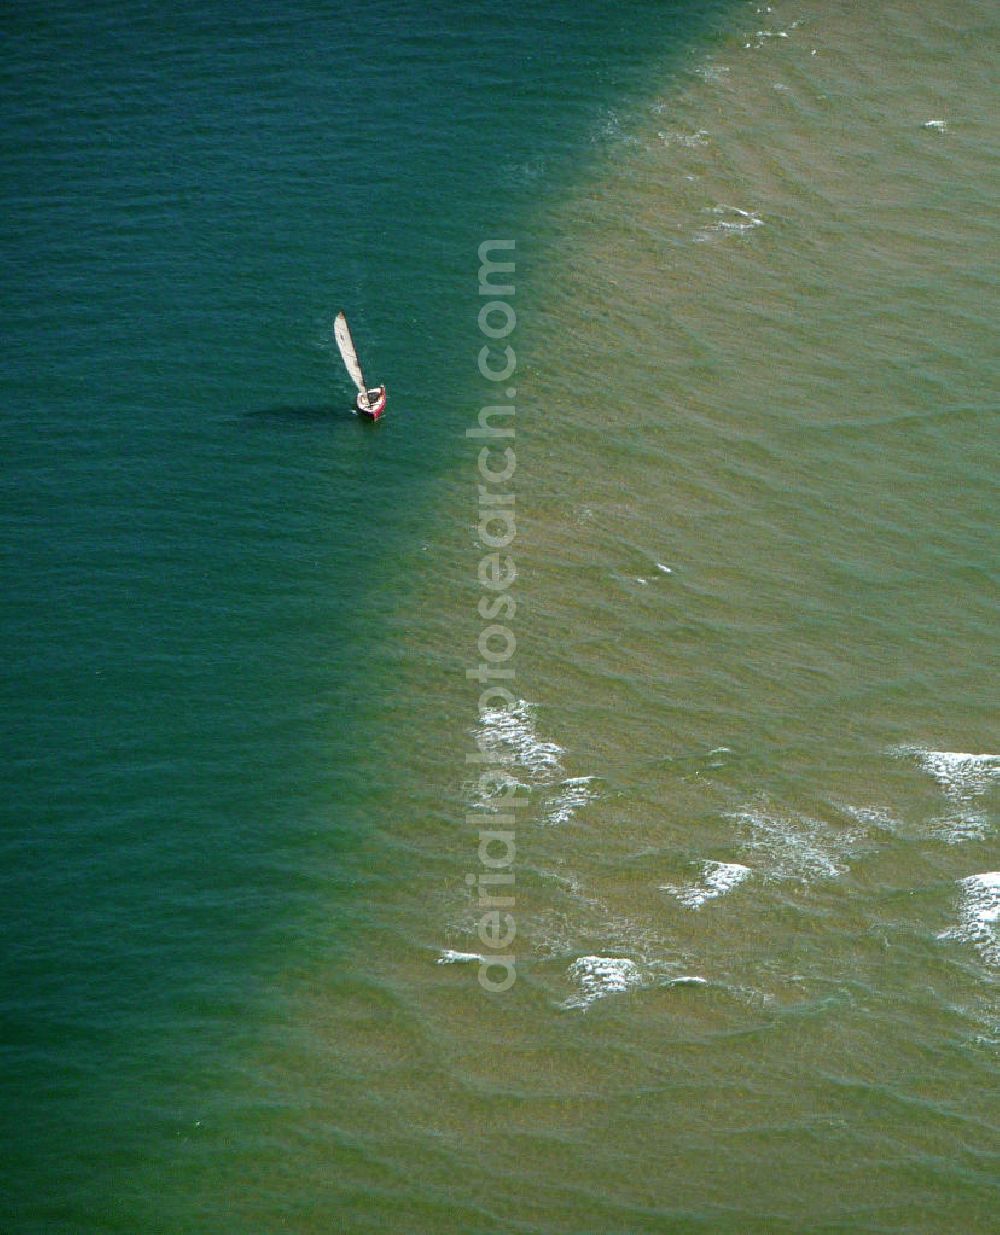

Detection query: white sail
xmin=333 ymin=311 xmax=367 ymax=396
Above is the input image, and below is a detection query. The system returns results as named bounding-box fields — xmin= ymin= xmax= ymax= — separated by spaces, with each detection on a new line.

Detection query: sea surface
xmin=3 ymin=1 xmax=998 ymax=1231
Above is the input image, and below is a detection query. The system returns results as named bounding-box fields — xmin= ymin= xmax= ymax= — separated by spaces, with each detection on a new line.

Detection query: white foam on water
xmin=662 ymin=860 xmax=751 ymax=909
xmin=544 ymin=776 xmax=599 ymax=826
xmin=746 ymin=29 xmax=790 ymax=49
xmin=729 ymin=805 xmax=863 ymax=883
xmin=563 ymin=956 xmax=643 ymax=1009
xmin=837 ymin=804 xmax=899 ymax=831
xmin=895 ymin=748 xmax=999 ymax=844
xmin=529 ymin=870 xmax=675 ymax=966
xmin=473 ymin=699 xmax=564 ymax=780
xmin=692 ymin=62 xmax=730 ymax=84
xmin=468 ymin=699 xmax=606 ymax=830
xmin=658 ymin=128 xmax=710 ymax=147
xmin=931 ymin=816 xmax=993 ymax=845
xmin=937 ymin=873 xmax=1000 ymax=968
xmin=562 ymin=956 xmax=709 ymax=1010
xmin=437 ymin=950 xmax=482 ymax=965
xmin=464 ymin=768 xmax=531 ymax=813
xmin=902 ymin=749 xmax=1000 ymax=802
xmin=696 ymin=204 xmax=764 ymax=241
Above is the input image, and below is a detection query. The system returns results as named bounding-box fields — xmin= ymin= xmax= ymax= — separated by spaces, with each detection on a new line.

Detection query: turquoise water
xmin=4 ymin=1 xmax=999 ymax=1231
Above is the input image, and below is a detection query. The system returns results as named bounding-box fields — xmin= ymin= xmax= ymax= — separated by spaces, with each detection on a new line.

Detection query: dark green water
xmin=2 ymin=2 xmax=734 ymax=1231
xmin=4 ymin=1 xmax=998 ymax=1232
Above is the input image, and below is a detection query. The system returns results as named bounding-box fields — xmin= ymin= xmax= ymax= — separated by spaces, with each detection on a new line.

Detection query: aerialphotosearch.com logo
xmin=466 ymin=239 xmax=519 ymax=994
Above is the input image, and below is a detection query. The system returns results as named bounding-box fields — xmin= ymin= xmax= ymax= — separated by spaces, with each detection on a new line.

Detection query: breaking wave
xmin=662 ymin=860 xmax=752 ymax=909
xmin=562 ymin=955 xmax=706 ymax=1010
xmin=938 ymin=873 xmax=1000 ymax=968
